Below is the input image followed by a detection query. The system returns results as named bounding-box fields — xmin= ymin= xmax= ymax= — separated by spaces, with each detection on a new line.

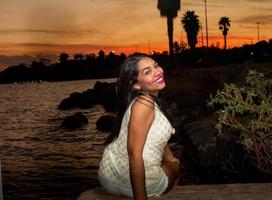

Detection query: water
xmin=0 ymin=79 xmax=116 ymax=200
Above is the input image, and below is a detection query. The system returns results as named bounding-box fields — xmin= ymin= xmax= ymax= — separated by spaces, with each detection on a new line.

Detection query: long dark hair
xmin=116 ymin=53 xmax=148 ymax=120
xmin=106 ymin=53 xmax=174 ymax=144
xmin=104 ymin=53 xmax=147 ymax=143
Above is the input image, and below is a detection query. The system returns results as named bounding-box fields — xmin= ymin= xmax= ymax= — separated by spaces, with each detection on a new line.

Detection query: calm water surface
xmin=0 ymin=79 xmax=115 ymax=200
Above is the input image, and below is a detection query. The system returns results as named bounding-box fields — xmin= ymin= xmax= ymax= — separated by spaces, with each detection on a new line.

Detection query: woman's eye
xmin=144 ymin=70 xmax=151 ymax=75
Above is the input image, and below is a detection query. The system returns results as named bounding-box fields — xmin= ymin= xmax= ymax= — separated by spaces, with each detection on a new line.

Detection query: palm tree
xmin=181 ymin=10 xmax=200 ymax=49
xmin=157 ymin=0 xmax=181 ymax=56
xmin=218 ymin=16 xmax=231 ymax=50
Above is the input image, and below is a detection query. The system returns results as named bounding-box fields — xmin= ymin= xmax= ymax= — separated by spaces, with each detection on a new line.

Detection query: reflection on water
xmin=0 ymin=79 xmax=115 ymax=200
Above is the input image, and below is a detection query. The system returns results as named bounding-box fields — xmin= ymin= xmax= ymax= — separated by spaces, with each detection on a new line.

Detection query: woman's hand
xmin=165 ymin=156 xmax=180 ymax=164
xmin=163 ymin=146 xmax=180 ymax=165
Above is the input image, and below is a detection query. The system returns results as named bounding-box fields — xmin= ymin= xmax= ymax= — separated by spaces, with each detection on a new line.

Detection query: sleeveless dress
xmin=98 ymin=98 xmax=173 ymax=197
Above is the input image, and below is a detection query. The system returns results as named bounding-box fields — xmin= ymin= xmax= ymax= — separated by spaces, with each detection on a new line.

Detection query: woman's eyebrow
xmin=141 ymin=61 xmax=157 ymax=73
xmin=141 ymin=66 xmax=151 ymax=73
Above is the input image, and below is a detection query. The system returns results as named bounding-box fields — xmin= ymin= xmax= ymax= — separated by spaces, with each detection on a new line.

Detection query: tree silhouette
xmin=74 ymin=54 xmax=84 ymax=60
xmin=173 ymin=41 xmax=187 ymax=53
xmin=218 ymin=16 xmax=231 ymax=50
xmin=181 ymin=10 xmax=200 ymax=49
xmin=157 ymin=0 xmax=181 ymax=57
xmin=85 ymin=54 xmax=95 ymax=61
xmin=59 ymin=53 xmax=69 ymax=63
xmin=98 ymin=50 xmax=105 ymax=59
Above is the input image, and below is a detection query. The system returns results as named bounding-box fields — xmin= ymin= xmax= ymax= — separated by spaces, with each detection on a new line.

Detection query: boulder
xmin=79 ymin=89 xmax=100 ymax=109
xmin=61 ymin=112 xmax=88 ymax=129
xmin=96 ymin=115 xmax=115 ymax=132
xmin=58 ymin=89 xmax=101 ymax=110
xmin=93 ymin=81 xmax=116 ymax=112
xmin=58 ymin=81 xmax=116 ymax=111
xmin=58 ymin=92 xmax=82 ymax=110
xmin=182 ymin=113 xmax=243 ymax=167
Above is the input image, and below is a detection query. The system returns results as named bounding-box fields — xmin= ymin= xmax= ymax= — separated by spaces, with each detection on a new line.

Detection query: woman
xmin=98 ymin=53 xmax=180 ymax=200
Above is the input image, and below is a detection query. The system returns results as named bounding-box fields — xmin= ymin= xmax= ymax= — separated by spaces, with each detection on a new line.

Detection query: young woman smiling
xmin=98 ymin=53 xmax=180 ymax=200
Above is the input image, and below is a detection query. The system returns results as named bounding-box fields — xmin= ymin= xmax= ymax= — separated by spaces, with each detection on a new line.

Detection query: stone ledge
xmin=77 ymin=183 xmax=272 ymax=200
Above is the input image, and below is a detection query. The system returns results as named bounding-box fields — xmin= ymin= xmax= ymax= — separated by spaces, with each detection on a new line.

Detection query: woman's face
xmin=133 ymin=57 xmax=165 ymax=96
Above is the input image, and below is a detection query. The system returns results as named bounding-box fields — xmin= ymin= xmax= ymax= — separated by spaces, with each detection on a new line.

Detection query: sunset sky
xmin=0 ymin=0 xmax=271 ymax=70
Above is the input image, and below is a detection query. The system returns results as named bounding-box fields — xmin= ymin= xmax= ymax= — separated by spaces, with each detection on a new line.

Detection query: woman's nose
xmin=154 ymin=67 xmax=162 ymax=76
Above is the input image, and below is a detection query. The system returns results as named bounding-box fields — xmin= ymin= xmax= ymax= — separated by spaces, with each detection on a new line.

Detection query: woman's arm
xmin=127 ymin=97 xmax=155 ymax=200
xmin=163 ymin=145 xmax=180 ymax=164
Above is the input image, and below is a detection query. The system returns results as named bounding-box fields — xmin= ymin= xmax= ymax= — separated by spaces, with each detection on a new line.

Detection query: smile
xmin=155 ymin=76 xmax=165 ymax=83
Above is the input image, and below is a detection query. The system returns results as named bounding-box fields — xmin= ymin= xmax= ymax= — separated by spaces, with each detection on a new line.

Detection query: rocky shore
xmin=58 ymin=67 xmax=272 ymax=185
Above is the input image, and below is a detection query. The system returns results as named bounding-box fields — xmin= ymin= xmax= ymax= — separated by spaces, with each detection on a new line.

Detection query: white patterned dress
xmin=98 ymin=98 xmax=173 ymax=197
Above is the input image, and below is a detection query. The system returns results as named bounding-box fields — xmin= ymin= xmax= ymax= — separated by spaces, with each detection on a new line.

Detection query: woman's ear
xmin=132 ymin=83 xmax=141 ymax=90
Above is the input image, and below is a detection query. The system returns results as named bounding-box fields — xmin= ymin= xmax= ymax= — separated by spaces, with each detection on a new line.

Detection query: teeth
xmin=156 ymin=77 xmax=163 ymax=82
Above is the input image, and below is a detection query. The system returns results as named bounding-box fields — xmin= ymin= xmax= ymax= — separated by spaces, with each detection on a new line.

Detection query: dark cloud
xmin=183 ymin=2 xmax=221 ymax=8
xmin=0 ymin=8 xmax=10 ymax=14
xmin=87 ymin=0 xmax=147 ymax=11
xmin=88 ymin=0 xmax=143 ymax=4
xmin=0 ymin=29 xmax=71 ymax=34
xmin=0 ymin=29 xmax=101 ymax=36
xmin=260 ymin=7 xmax=272 ymax=12
xmin=0 ymin=8 xmax=10 ymax=23
xmin=244 ymin=0 xmax=271 ymax=2
xmin=237 ymin=14 xmax=272 ymax=24
xmin=183 ymin=2 xmax=201 ymax=7
xmin=11 ymin=42 xmax=116 ymax=48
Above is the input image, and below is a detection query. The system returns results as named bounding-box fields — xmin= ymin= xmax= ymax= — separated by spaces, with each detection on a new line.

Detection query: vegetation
xmin=181 ymin=10 xmax=200 ymax=49
xmin=208 ymin=70 xmax=272 ymax=174
xmin=1 ymin=40 xmax=272 ymax=84
xmin=157 ymin=0 xmax=181 ymax=56
xmin=218 ymin=16 xmax=231 ymax=50
xmin=0 ymin=51 xmax=126 ymax=83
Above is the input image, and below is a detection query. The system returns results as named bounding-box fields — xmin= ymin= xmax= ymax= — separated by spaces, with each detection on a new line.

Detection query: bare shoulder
xmin=130 ymin=94 xmax=155 ymax=119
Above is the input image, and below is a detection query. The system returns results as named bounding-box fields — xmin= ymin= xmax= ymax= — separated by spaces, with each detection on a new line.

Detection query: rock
xmin=79 ymin=89 xmax=100 ymax=109
xmin=58 ymin=81 xmax=116 ymax=111
xmin=182 ymin=113 xmax=242 ymax=167
xmin=58 ymin=89 xmax=99 ymax=110
xmin=94 ymin=81 xmax=116 ymax=112
xmin=58 ymin=92 xmax=82 ymax=110
xmin=61 ymin=112 xmax=88 ymax=129
xmin=96 ymin=115 xmax=115 ymax=132
xmin=180 ymin=113 xmax=272 ymax=184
